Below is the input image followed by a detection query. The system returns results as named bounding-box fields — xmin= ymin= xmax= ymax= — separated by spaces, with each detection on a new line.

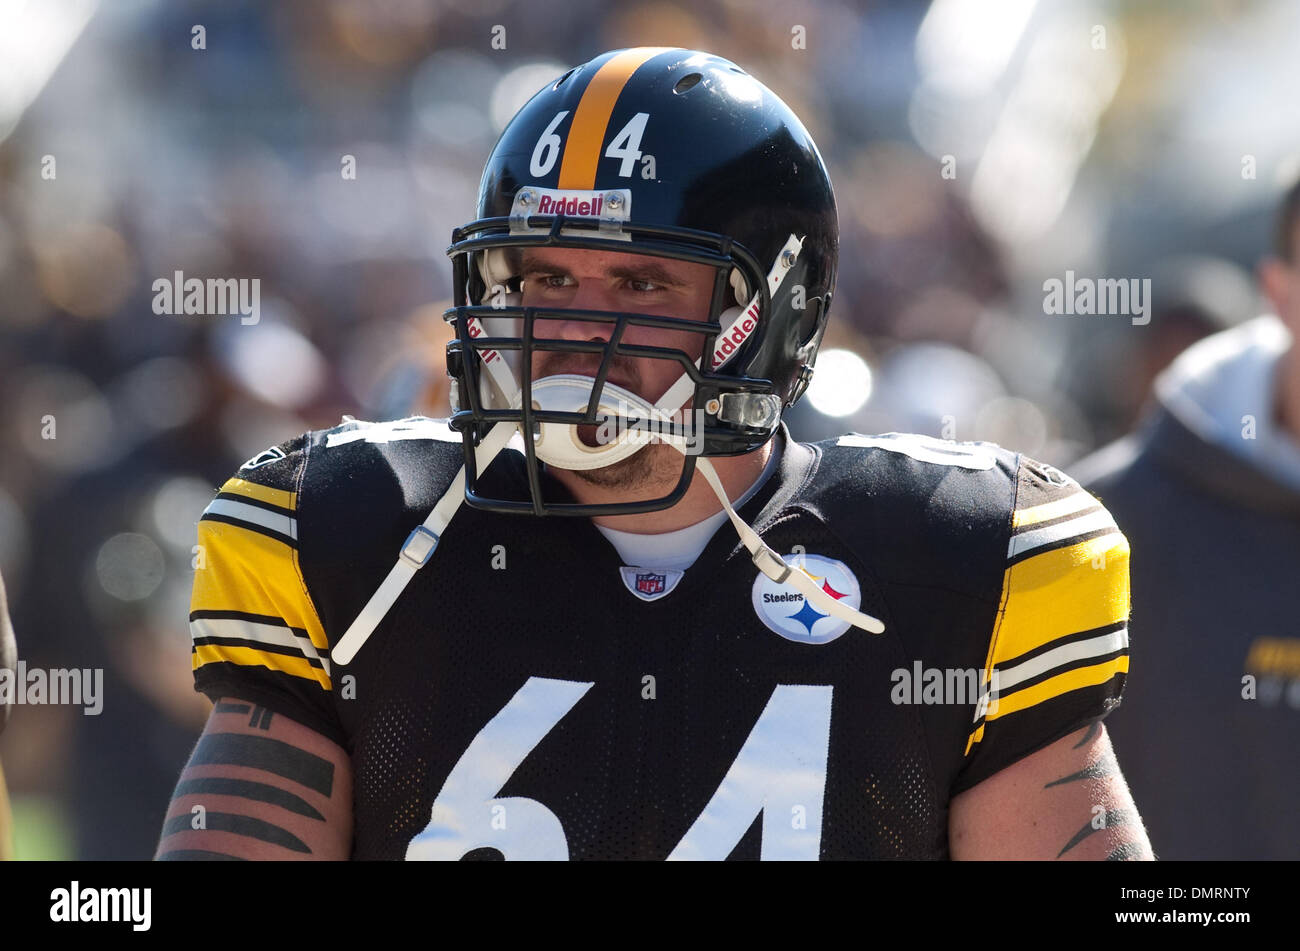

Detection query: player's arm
xmin=163 ymin=436 xmax=352 ymax=859
xmin=155 ymin=697 xmax=352 ymax=860
xmin=948 ymin=458 xmax=1150 ymax=859
xmin=948 ymin=720 xmax=1152 ymax=860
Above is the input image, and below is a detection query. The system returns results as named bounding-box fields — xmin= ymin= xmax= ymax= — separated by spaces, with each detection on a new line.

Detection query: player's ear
xmin=1257 ymin=255 xmax=1292 ymax=317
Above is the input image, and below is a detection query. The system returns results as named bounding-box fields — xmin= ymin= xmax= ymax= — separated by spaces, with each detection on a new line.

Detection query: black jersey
xmin=190 ymin=418 xmax=1130 ymax=859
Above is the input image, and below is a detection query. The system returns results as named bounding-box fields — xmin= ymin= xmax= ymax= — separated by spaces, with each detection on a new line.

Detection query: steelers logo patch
xmin=751 ymin=553 xmax=862 ymax=645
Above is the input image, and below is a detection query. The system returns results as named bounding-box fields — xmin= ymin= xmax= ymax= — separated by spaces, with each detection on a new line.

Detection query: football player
xmin=157 ymin=48 xmax=1152 ymax=860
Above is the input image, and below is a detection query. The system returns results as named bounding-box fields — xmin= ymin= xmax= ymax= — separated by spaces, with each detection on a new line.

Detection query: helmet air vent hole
xmin=554 ymin=68 xmax=576 ymax=89
xmin=674 ymin=73 xmax=702 ymax=94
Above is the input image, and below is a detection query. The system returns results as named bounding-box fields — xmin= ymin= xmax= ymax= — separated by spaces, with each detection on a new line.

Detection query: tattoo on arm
xmin=1043 ymin=757 xmax=1117 ymax=788
xmin=1072 ymin=722 xmax=1101 ymax=749
xmin=173 ymin=777 xmax=324 ymax=820
xmin=160 ymin=732 xmax=337 ymax=859
xmin=214 ymin=701 xmax=273 ymax=730
xmin=1056 ymin=807 xmax=1133 ymax=858
xmin=192 ymin=733 xmax=334 ymax=797
xmin=161 ymin=812 xmax=311 ymax=853
xmin=1042 ymin=741 xmax=1149 ymax=860
xmin=157 ymin=849 xmax=247 ymax=861
xmin=1105 ymin=841 xmax=1145 ymax=861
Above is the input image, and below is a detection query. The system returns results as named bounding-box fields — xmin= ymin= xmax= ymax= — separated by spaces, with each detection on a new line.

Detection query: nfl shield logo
xmin=635 ymin=572 xmax=666 ymax=595
xmin=619 ymin=566 xmax=683 ymax=602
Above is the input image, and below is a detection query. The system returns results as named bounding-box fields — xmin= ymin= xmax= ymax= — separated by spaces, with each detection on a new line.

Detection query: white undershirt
xmin=595 ymin=440 xmax=783 ymax=571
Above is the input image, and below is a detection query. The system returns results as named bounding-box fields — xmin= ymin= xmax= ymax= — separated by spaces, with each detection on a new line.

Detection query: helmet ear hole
xmin=477 ymin=249 xmax=516 ymax=302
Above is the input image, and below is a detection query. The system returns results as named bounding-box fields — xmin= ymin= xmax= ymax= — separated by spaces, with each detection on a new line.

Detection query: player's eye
xmin=626 ymin=278 xmax=661 ymax=293
xmin=526 ymin=274 xmax=573 ymax=290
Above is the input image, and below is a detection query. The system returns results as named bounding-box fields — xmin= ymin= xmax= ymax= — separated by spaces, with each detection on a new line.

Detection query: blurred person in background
xmin=1066 ymin=256 xmax=1259 ymax=444
xmin=1074 ymin=179 xmax=1300 ymax=859
xmin=1121 ymin=257 xmax=1259 ymax=429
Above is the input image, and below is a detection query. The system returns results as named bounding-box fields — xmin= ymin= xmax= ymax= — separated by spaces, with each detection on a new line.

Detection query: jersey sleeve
xmin=189 ymin=435 xmax=346 ymax=748
xmin=952 ymin=456 xmax=1130 ymax=792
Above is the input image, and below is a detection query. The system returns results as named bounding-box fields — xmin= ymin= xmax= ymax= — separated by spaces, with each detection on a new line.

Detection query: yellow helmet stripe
xmin=558 ymin=47 xmax=670 ymax=189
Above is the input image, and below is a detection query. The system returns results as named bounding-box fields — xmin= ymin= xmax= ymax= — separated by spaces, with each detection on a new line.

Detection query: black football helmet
xmin=445 ymin=47 xmax=838 ymax=516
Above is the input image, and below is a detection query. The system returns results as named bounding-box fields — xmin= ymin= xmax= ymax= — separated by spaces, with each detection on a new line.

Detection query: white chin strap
xmin=333 ymin=233 xmax=885 ymax=663
xmin=691 ymin=455 xmax=885 ymax=634
xmin=332 ymin=420 xmax=516 ymax=665
xmin=526 ymin=374 xmax=681 ymax=471
xmin=334 ymin=417 xmax=884 ymax=665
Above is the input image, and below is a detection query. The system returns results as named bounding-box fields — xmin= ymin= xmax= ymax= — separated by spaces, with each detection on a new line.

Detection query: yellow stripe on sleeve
xmin=192 ymin=643 xmax=329 ymax=689
xmin=192 ymin=519 xmax=329 ymax=653
xmin=985 ymin=655 xmax=1128 ymax=722
xmin=1010 ymin=490 xmax=1096 ymax=530
xmin=988 ymin=533 xmax=1129 ymax=668
xmin=219 ymin=477 xmax=296 ymax=512
xmin=963 ymin=655 xmax=1127 ymax=753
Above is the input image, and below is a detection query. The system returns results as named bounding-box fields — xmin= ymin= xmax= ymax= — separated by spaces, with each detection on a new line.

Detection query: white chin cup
xmin=522 ymin=374 xmax=684 ymax=471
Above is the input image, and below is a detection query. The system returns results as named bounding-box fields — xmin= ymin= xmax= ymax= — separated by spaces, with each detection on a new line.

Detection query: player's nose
xmin=535 ymin=282 xmax=618 ymax=341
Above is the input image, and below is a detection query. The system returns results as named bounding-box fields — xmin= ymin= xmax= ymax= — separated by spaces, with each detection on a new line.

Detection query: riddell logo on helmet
xmin=536 ymin=193 xmax=604 ymax=217
xmin=710 ymin=301 xmax=760 ymax=368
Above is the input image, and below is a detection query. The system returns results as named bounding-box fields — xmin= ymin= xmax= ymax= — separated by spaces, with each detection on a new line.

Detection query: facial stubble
xmin=564 ymin=438 xmax=682 ymax=492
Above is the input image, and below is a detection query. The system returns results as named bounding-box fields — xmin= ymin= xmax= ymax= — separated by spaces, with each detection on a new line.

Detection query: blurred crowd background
xmin=0 ymin=0 xmax=1294 ymax=858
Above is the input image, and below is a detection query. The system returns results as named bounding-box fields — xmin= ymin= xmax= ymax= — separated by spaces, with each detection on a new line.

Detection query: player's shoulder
xmin=813 ymin=430 xmax=1017 ymax=483
xmin=226 ymin=415 xmax=463 ymax=487
xmin=799 ymin=431 xmax=1113 ymax=591
xmin=805 ymin=431 xmax=1020 ymax=532
xmin=206 ymin=416 xmax=467 ymax=546
xmin=808 ymin=430 xmax=1103 ymax=515
xmin=302 ymin=415 xmax=466 ymax=490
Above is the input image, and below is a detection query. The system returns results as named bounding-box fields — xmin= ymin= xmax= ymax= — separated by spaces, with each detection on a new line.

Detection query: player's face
xmin=520 ymin=247 xmax=717 ymax=406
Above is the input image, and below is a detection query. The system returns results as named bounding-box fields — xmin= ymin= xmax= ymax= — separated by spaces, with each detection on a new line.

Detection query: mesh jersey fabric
xmin=190 ymin=419 xmax=1129 ymax=859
